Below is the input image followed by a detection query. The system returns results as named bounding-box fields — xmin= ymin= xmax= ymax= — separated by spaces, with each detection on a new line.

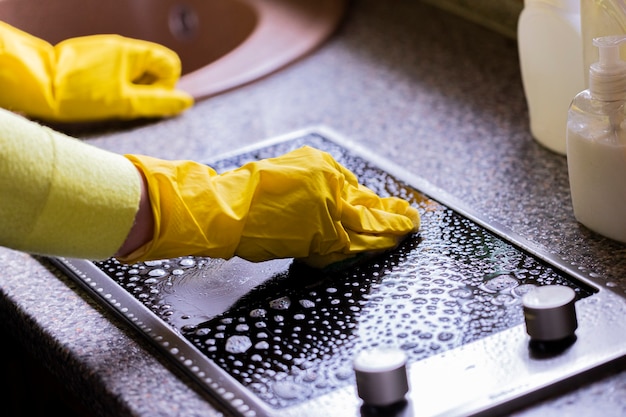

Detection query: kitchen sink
xmin=0 ymin=0 xmax=347 ymax=99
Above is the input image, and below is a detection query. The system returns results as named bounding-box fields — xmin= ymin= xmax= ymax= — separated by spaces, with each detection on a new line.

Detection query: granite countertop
xmin=2 ymin=1 xmax=626 ymax=416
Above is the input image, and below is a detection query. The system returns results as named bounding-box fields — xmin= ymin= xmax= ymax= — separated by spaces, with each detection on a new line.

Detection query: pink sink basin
xmin=0 ymin=0 xmax=347 ymax=100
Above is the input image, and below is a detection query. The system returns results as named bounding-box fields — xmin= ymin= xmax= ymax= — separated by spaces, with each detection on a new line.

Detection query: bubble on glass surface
xmin=250 ymin=309 xmax=267 ymax=318
xmin=269 ymin=296 xmax=291 ymax=310
xmin=512 ymin=283 xmax=538 ymax=298
xmin=255 ymin=341 xmax=270 ymax=350
xmin=299 ymin=299 xmax=315 ymax=308
xmin=225 ymin=335 xmax=252 ymax=354
xmin=148 ymin=268 xmax=168 ymax=277
xmin=481 ymin=274 xmax=519 ymax=293
xmin=273 ymin=380 xmax=310 ymax=400
xmin=179 ymin=258 xmax=196 ymax=267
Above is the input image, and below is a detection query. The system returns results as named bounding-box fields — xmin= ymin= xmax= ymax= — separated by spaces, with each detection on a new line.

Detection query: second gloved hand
xmin=119 ymin=146 xmax=420 ymax=268
xmin=0 ymin=21 xmax=193 ymax=122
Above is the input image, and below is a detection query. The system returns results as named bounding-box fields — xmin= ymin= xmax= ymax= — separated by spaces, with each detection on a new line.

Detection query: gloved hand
xmin=119 ymin=146 xmax=420 ymax=268
xmin=0 ymin=21 xmax=193 ymax=122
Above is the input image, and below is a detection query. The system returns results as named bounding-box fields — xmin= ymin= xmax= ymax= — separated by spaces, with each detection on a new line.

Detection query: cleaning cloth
xmin=0 ymin=108 xmax=141 ymax=259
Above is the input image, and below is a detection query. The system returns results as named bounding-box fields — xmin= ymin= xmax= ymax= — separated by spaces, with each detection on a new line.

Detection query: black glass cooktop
xmin=53 ymin=127 xmax=626 ymax=417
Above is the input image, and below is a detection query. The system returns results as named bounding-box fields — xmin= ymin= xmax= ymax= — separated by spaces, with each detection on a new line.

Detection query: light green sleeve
xmin=0 ymin=108 xmax=141 ymax=260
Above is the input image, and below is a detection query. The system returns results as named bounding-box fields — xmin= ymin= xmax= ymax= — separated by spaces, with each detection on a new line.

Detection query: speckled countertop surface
xmin=2 ymin=1 xmax=626 ymax=416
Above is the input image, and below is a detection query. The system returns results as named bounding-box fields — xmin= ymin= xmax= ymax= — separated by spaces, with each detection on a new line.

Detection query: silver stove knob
xmin=353 ymin=347 xmax=409 ymax=407
xmin=523 ymin=285 xmax=578 ymax=342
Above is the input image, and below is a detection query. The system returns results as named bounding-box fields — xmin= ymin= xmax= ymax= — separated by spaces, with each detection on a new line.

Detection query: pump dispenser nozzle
xmin=589 ymin=35 xmax=626 ymax=101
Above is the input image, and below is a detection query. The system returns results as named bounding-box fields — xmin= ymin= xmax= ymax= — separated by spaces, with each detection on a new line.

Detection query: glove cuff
xmin=119 ymin=155 xmax=245 ymax=263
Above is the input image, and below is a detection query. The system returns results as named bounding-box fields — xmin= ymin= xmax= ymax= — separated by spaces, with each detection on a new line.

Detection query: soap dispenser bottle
xmin=580 ymin=0 xmax=626 ymax=87
xmin=518 ymin=0 xmax=585 ymax=155
xmin=566 ymin=35 xmax=626 ymax=243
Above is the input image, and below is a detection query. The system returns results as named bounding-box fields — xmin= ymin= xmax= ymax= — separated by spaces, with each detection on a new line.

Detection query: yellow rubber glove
xmin=0 ymin=21 xmax=193 ymax=122
xmin=119 ymin=146 xmax=420 ymax=268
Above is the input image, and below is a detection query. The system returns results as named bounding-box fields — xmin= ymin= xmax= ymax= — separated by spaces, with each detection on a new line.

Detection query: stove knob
xmin=522 ymin=285 xmax=578 ymax=342
xmin=353 ymin=347 xmax=409 ymax=407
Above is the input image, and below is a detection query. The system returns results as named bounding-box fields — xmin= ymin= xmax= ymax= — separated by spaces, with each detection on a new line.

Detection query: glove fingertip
xmin=128 ymin=88 xmax=194 ymax=118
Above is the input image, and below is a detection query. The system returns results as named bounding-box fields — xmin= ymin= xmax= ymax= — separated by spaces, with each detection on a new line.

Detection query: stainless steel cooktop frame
xmin=51 ymin=126 xmax=626 ymax=417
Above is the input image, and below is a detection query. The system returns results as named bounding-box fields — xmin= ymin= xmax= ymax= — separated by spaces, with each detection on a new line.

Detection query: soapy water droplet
xmin=490 ymin=293 xmax=516 ymax=306
xmin=269 ymin=296 xmax=291 ymax=310
xmin=179 ymin=258 xmax=196 ymax=267
xmin=438 ymin=332 xmax=455 ymax=342
xmin=225 ymin=335 xmax=252 ymax=354
xmin=481 ymin=275 xmax=519 ymax=293
xmin=195 ymin=328 xmax=210 ymax=336
xmin=449 ymin=287 xmax=473 ymax=299
xmin=148 ymin=269 xmax=167 ymax=277
xmin=299 ymin=299 xmax=315 ymax=308
xmin=250 ymin=309 xmax=267 ymax=318
xmin=512 ymin=283 xmax=537 ymax=297
xmin=273 ymin=380 xmax=311 ymax=400
xmin=255 ymin=341 xmax=270 ymax=350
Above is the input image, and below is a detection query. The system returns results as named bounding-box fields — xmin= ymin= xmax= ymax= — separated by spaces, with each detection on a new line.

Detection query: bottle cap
xmin=589 ymin=35 xmax=626 ymax=101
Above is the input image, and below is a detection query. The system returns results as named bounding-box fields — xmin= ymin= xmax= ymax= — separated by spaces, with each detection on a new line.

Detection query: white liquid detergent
xmin=567 ymin=128 xmax=626 ymax=241
xmin=567 ymin=35 xmax=626 ymax=242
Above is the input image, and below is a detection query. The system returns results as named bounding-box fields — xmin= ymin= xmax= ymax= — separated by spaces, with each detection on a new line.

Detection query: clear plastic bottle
xmin=566 ymin=35 xmax=626 ymax=242
xmin=518 ymin=0 xmax=585 ymax=154
xmin=581 ymin=0 xmax=626 ymax=87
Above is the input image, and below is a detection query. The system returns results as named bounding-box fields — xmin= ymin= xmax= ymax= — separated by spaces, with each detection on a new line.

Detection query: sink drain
xmin=169 ymin=4 xmax=199 ymax=40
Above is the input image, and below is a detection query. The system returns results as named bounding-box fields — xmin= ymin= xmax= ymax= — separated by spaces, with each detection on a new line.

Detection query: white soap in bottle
xmin=518 ymin=0 xmax=585 ymax=154
xmin=567 ymin=35 xmax=626 ymax=243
